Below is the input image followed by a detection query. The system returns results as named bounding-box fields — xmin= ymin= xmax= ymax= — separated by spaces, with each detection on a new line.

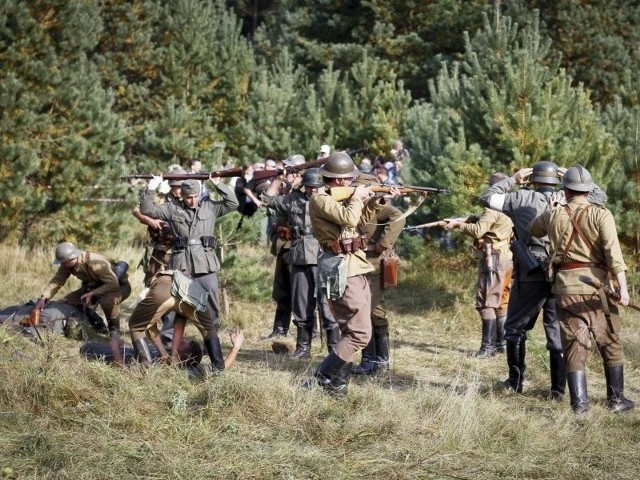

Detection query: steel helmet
xmin=530 ymin=161 xmax=560 ymax=185
xmin=284 ymin=154 xmax=305 ymax=167
xmin=54 ymin=242 xmax=82 ymax=265
xmin=562 ymin=164 xmax=594 ymax=192
xmin=318 ymin=152 xmax=360 ymax=179
xmin=302 ymin=169 xmax=323 ymax=187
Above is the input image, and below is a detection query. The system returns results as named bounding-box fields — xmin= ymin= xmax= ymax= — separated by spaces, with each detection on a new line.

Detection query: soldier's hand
xmin=147 ymin=175 xmax=163 ymax=191
xmin=81 ymin=291 xmax=94 ymax=307
xmin=229 ymin=328 xmax=245 ymax=349
xmin=147 ymin=218 xmax=164 ymax=230
xmin=34 ymin=296 xmax=46 ymax=311
xmin=353 ymin=185 xmax=373 ymax=200
xmin=617 ymin=287 xmax=630 ymax=307
xmin=549 ymin=190 xmax=566 ymax=207
xmin=209 ymin=173 xmax=221 ymax=185
xmin=443 ymin=219 xmax=460 ymax=230
xmin=388 ymin=186 xmax=402 ymax=197
xmin=513 ymin=167 xmax=533 ymax=185
xmin=557 ymin=167 xmax=568 ymax=178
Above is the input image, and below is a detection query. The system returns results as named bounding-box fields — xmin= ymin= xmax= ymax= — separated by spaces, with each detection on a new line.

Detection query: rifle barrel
xmin=121 ymin=169 xmax=243 ymax=181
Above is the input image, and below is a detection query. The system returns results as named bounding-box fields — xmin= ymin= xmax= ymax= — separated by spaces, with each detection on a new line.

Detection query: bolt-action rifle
xmin=121 ymin=166 xmax=244 ymax=182
xmin=330 ymin=185 xmax=449 ymax=202
xmin=578 ymin=275 xmax=640 ymax=313
xmin=403 ymin=214 xmax=475 ymax=231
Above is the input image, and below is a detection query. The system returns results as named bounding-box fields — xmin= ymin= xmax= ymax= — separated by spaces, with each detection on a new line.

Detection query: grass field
xmin=1 ymin=242 xmax=640 ymax=479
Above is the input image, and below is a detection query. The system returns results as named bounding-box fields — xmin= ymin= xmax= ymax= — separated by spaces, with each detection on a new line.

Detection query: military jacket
xmin=41 ymin=251 xmax=120 ymax=299
xmin=480 ymin=176 xmax=607 ymax=282
xmin=140 ymin=183 xmax=238 ymax=275
xmin=529 ymin=196 xmax=626 ymax=294
xmin=358 ymin=202 xmax=405 ymax=257
xmin=263 ymin=189 xmax=320 ymax=266
xmin=458 ymin=208 xmax=514 ymax=256
xmin=310 ymin=188 xmax=382 ymax=277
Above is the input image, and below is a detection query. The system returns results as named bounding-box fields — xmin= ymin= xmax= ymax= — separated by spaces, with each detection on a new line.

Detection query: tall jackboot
xmin=374 ymin=328 xmax=390 ymax=370
xmin=501 ymin=339 xmax=525 ymax=393
xmin=549 ymin=350 xmax=566 ymax=400
xmin=567 ymin=371 xmax=589 ymax=414
xmin=204 ymin=335 xmax=226 ymax=372
xmin=605 ymin=365 xmax=635 ymax=413
xmin=352 ymin=336 xmax=377 ymax=375
xmin=289 ymin=325 xmax=312 ymax=359
xmin=326 ymin=325 xmax=341 ymax=353
xmin=132 ymin=337 xmax=153 ymax=366
xmin=303 ymin=352 xmax=349 ymax=398
xmin=265 ymin=308 xmax=290 ymax=339
xmin=475 ymin=318 xmax=497 ymax=358
xmin=495 ymin=316 xmax=506 ymax=354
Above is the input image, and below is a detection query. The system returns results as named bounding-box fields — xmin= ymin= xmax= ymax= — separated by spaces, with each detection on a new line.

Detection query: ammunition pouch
xmin=380 ymin=256 xmax=399 ymax=289
xmin=113 ymin=261 xmax=129 ymax=285
xmin=274 ymin=226 xmax=292 ymax=241
xmin=324 ymin=236 xmax=369 ymax=255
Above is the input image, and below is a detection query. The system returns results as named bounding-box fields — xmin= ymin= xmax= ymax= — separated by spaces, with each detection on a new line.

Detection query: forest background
xmin=2 ymin=0 xmax=640 ymax=264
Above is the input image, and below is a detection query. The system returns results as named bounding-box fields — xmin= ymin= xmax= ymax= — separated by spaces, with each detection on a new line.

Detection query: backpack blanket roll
xmin=169 ymin=271 xmax=208 ymax=313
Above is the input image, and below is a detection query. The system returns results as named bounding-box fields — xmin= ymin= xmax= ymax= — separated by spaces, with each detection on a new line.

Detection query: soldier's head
xmin=54 ymin=242 xmax=82 ymax=267
xmin=318 ymin=152 xmax=360 ymax=186
xmin=181 ymin=179 xmax=201 ymax=209
xmin=530 ymin=161 xmax=560 ymax=189
xmin=562 ymin=164 xmax=593 ymax=196
xmin=301 ymin=168 xmax=323 ymax=195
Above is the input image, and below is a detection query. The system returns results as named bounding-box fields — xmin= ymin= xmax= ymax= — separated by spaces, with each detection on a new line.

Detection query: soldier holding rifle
xmin=445 ymin=172 xmax=514 ymax=358
xmin=529 ymin=164 xmax=634 ymax=414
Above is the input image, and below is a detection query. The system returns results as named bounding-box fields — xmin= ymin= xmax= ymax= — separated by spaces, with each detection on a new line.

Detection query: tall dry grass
xmin=1 ymin=242 xmax=640 ymax=479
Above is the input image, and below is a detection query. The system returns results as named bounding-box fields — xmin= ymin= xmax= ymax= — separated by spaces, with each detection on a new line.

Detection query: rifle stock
xmin=403 ymin=215 xmax=476 ymax=231
xmin=578 ymin=275 xmax=640 ymax=313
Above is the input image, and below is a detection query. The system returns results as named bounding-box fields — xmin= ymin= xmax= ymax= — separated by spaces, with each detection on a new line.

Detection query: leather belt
xmin=323 ymin=236 xmax=369 ymax=255
xmin=186 ymin=239 xmax=202 ymax=246
xmin=558 ymin=262 xmax=605 ymax=270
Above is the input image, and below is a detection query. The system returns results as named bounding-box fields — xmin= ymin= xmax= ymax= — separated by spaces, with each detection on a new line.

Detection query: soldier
xmin=445 ymin=172 xmax=514 ymax=358
xmin=32 ymin=242 xmax=132 ymax=366
xmin=262 ymin=155 xmax=305 ymax=340
xmin=305 ymin=152 xmax=394 ymax=398
xmin=262 ymin=169 xmax=340 ymax=358
xmin=351 ymin=174 xmax=406 ymax=375
xmin=529 ymin=165 xmax=634 ymax=414
xmin=139 ymin=175 xmax=238 ymax=354
xmin=480 ymin=161 xmax=606 ymax=398
xmin=128 ymin=270 xmax=244 ymax=372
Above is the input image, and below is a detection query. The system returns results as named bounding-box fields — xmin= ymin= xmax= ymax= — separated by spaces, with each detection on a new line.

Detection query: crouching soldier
xmin=33 ymin=242 xmax=131 ymax=366
xmin=128 ymin=270 xmax=243 ymax=372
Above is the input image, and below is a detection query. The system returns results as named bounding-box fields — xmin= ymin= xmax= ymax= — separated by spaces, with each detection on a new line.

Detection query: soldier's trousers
xmin=364 ymin=258 xmax=388 ymax=329
xmin=475 ymin=256 xmax=512 ymax=319
xmin=291 ymin=265 xmax=337 ymax=332
xmin=556 ymin=294 xmax=625 ymax=371
xmin=64 ymin=282 xmax=131 ymax=320
xmin=504 ymin=278 xmax=563 ymax=353
xmin=272 ymin=249 xmax=292 ymax=313
xmin=331 ymin=275 xmax=372 ymax=363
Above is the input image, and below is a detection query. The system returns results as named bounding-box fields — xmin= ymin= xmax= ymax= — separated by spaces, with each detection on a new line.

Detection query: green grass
xmin=1 ymin=242 xmax=640 ymax=479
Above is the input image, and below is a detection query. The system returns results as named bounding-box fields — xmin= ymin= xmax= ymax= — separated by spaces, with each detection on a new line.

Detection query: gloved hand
xmin=158 ymin=179 xmax=171 ymax=195
xmin=147 ymin=175 xmax=163 ymax=191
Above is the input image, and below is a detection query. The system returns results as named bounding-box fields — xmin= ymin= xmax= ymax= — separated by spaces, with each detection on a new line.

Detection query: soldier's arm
xmin=40 ymin=268 xmax=71 ymax=300
xmin=457 ymin=209 xmax=496 ymax=239
xmin=139 ymin=190 xmax=170 ymax=221
xmin=314 ymin=194 xmax=365 ymax=228
xmin=588 ymin=184 xmax=607 ymax=206
xmin=479 ymin=176 xmax=517 ymax=212
xmin=209 ymin=180 xmax=240 ymax=214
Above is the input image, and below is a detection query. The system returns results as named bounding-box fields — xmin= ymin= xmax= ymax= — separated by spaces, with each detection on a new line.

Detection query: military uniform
xmin=265 ymin=206 xmax=293 ymax=338
xmin=482 ymin=173 xmax=606 ymax=395
xmin=353 ymin=200 xmax=405 ymax=374
xmin=263 ymin=187 xmax=339 ymax=356
xmin=139 ymin=182 xmax=238 ymax=328
xmin=457 ymin=208 xmax=514 ymax=356
xmin=530 ymin=191 xmax=633 ymax=413
xmin=41 ymin=251 xmax=131 ymax=331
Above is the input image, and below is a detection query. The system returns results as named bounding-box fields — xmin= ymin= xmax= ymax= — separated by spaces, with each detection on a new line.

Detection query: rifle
xmin=403 ymin=215 xmax=477 ymax=231
xmin=251 ymin=157 xmax=329 ymax=182
xmin=330 ymin=185 xmax=449 ymax=202
xmin=578 ymin=275 xmax=640 ymax=313
xmin=344 ymin=146 xmax=369 ymax=156
xmin=121 ymin=167 xmax=244 ymax=181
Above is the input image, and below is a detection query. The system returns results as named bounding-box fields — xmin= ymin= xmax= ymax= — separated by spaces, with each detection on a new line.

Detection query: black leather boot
xmin=352 ymin=336 xmax=377 ymax=375
xmin=204 ymin=335 xmax=225 ymax=372
xmin=374 ymin=328 xmax=390 ymax=370
xmin=265 ymin=308 xmax=290 ymax=339
xmin=303 ymin=352 xmax=349 ymax=398
xmin=567 ymin=370 xmax=589 ymax=414
xmin=289 ymin=325 xmax=312 ymax=359
xmin=475 ymin=318 xmax=497 ymax=358
xmin=549 ymin=350 xmax=566 ymax=400
xmin=326 ymin=325 xmax=341 ymax=353
xmin=605 ymin=365 xmax=635 ymax=413
xmin=495 ymin=316 xmax=506 ymax=354
xmin=133 ymin=337 xmax=153 ymax=365
xmin=501 ymin=339 xmax=525 ymax=393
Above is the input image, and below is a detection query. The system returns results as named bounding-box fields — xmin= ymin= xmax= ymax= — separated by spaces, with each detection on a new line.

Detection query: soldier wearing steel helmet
xmin=304 ymin=152 xmax=399 ymax=398
xmin=481 ymin=161 xmax=607 ymax=398
xmin=33 ymin=242 xmax=132 ymax=365
xmin=262 ymin=168 xmax=340 ymax=357
xmin=529 ymin=164 xmax=634 ymax=414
